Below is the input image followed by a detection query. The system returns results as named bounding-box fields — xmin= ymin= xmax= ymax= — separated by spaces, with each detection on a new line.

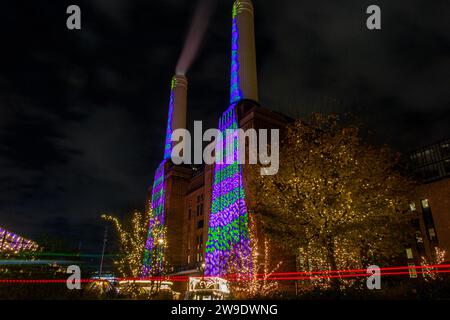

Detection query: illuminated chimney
xmin=164 ymin=74 xmax=188 ymax=160
xmin=230 ymin=0 xmax=258 ymax=104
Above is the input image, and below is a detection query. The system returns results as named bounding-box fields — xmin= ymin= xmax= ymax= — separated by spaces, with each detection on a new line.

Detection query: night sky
xmin=0 ymin=0 xmax=449 ymax=254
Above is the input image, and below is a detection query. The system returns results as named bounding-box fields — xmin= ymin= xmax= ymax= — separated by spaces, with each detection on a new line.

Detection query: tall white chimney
xmin=171 ymin=74 xmax=188 ymax=132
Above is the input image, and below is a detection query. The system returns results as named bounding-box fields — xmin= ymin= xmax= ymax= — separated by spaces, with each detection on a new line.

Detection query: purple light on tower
xmin=142 ymin=75 xmax=187 ymax=276
xmin=204 ymin=0 xmax=258 ymax=277
xmin=230 ymin=10 xmax=242 ymax=104
xmin=204 ymin=104 xmax=252 ymax=276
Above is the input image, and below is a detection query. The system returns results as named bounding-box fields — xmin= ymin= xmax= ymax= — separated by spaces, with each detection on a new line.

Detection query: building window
xmin=424 ymin=149 xmax=436 ymax=163
xmin=195 ymin=194 xmax=204 ymax=216
xmin=409 ymin=203 xmax=416 ymax=211
xmin=428 ymin=228 xmax=437 ymax=241
xmin=420 ymin=164 xmax=440 ymax=181
xmin=188 ymin=255 xmax=191 ymax=264
xmin=410 ymin=140 xmax=450 ymax=181
xmin=406 ymin=248 xmax=413 ymax=260
xmin=421 ymin=199 xmax=429 ymax=209
xmin=196 ymin=234 xmax=203 ymax=249
xmin=415 ymin=231 xmax=424 ymax=244
xmin=188 ymin=209 xmax=192 ymax=220
xmin=440 ymin=142 xmax=450 ymax=158
xmin=408 ymin=263 xmax=417 ymax=278
xmin=197 ymin=220 xmax=204 ymax=229
xmin=444 ymin=159 xmax=450 ymax=175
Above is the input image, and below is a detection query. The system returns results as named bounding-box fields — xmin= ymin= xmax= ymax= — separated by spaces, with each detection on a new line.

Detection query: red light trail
xmin=0 ymin=264 xmax=449 ymax=284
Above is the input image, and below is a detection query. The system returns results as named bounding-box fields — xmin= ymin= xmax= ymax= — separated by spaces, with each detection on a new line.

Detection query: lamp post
xmin=99 ymin=227 xmax=108 ymax=277
xmin=200 ymin=263 xmax=206 ymax=280
xmin=198 ymin=262 xmax=207 ymax=293
xmin=157 ymin=237 xmax=164 ymax=274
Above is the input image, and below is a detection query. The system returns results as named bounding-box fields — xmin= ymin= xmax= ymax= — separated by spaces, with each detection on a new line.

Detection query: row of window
xmin=406 ymin=198 xmax=440 ymax=278
xmin=186 ymin=195 xmax=206 ymax=265
xmin=196 ymin=234 xmax=203 ymax=249
xmin=188 ymin=204 xmax=204 ymax=219
xmin=410 ymin=140 xmax=450 ymax=181
xmin=415 ymin=161 xmax=450 ymax=182
xmin=187 ymin=233 xmax=203 ymax=247
xmin=187 ymin=253 xmax=204 ymax=264
xmin=188 ymin=194 xmax=205 ymax=219
xmin=410 ymin=140 xmax=450 ymax=167
xmin=186 ymin=231 xmax=204 ymax=264
xmin=410 ymin=199 xmax=438 ymax=243
xmin=409 ymin=199 xmax=430 ymax=212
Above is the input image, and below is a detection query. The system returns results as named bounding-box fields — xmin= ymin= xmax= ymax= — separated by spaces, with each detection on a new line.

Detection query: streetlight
xmin=156 ymin=238 xmax=164 ymax=274
xmin=198 ymin=262 xmax=206 ymax=281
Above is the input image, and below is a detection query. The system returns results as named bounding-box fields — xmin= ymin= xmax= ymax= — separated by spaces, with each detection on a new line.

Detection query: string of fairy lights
xmin=0 ymin=227 xmax=38 ymax=254
xmin=225 ymin=215 xmax=282 ymax=298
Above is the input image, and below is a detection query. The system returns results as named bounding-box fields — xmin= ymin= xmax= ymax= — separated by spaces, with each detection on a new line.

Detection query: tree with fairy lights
xmin=247 ymin=114 xmax=416 ymax=291
xmin=226 ymin=215 xmax=282 ymax=299
xmin=102 ymin=211 xmax=150 ymax=278
xmin=141 ymin=217 xmax=169 ymax=297
xmin=102 ymin=209 xmax=168 ymax=298
xmin=421 ymin=247 xmax=447 ymax=281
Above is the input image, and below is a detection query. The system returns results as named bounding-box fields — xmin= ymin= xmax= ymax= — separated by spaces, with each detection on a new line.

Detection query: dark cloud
xmin=256 ymin=0 xmax=450 ymax=148
xmin=0 ymin=0 xmax=449 ymax=252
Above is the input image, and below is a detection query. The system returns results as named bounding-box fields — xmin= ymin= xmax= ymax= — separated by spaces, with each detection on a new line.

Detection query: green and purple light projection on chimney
xmin=229 ymin=3 xmax=242 ymax=105
xmin=204 ymin=2 xmax=252 ymax=276
xmin=142 ymin=78 xmax=176 ymax=276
